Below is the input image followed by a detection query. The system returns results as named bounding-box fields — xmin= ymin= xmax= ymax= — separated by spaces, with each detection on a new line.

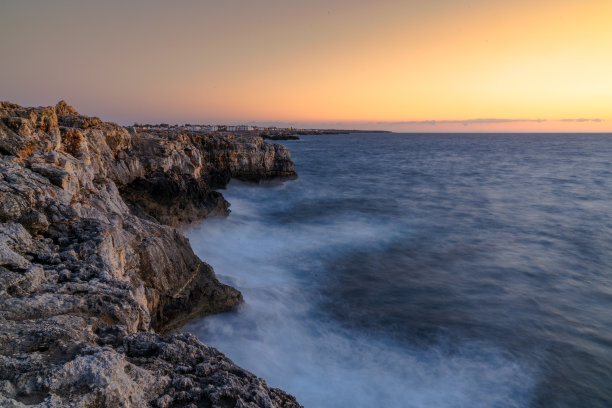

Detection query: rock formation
xmin=0 ymin=101 xmax=300 ymax=407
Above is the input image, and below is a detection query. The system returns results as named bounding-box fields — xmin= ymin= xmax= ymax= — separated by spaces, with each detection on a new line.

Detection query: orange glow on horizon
xmin=1 ymin=0 xmax=610 ymax=131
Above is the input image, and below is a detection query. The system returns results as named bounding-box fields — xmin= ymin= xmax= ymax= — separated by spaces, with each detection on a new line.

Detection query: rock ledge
xmin=0 ymin=102 xmax=301 ymax=407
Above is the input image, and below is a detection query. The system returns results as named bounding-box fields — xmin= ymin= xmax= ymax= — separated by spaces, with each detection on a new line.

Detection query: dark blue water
xmin=185 ymin=133 xmax=612 ymax=407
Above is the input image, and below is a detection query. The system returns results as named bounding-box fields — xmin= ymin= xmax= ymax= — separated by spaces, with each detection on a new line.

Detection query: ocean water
xmin=184 ymin=133 xmax=612 ymax=408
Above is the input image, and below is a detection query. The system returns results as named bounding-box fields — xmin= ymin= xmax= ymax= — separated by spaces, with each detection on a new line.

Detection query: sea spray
xmin=186 ymin=133 xmax=612 ymax=407
xmin=184 ymin=183 xmax=535 ymax=407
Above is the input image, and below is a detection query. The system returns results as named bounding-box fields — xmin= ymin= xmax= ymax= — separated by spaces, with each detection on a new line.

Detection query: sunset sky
xmin=1 ymin=0 xmax=610 ymax=132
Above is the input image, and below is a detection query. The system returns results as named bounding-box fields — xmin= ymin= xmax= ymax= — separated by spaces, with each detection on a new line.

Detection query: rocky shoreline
xmin=0 ymin=101 xmax=301 ymax=407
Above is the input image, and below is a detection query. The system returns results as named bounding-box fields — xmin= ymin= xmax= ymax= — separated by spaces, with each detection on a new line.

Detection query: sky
xmin=1 ymin=0 xmax=610 ymax=132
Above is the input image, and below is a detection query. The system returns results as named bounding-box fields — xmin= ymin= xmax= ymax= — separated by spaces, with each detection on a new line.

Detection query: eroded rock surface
xmin=0 ymin=101 xmax=300 ymax=407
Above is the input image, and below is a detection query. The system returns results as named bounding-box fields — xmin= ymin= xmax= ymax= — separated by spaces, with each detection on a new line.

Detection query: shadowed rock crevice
xmin=0 ymin=101 xmax=301 ymax=407
xmin=112 ymin=126 xmax=296 ymax=228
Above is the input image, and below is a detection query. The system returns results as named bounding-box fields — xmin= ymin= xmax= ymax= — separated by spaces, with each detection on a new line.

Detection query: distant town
xmin=129 ymin=123 xmax=389 ymax=140
xmin=132 ymin=123 xmax=298 ymax=132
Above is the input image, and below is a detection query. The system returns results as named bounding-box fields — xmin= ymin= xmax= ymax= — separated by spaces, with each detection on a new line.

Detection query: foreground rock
xmin=0 ymin=101 xmax=300 ymax=407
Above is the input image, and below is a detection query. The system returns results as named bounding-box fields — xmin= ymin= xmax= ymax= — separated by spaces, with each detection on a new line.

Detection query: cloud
xmin=379 ymin=119 xmax=547 ymax=126
xmin=559 ymin=118 xmax=602 ymax=122
xmin=377 ymin=118 xmax=605 ymax=126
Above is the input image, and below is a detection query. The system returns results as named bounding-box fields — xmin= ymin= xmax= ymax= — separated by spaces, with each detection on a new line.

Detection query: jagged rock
xmin=19 ymin=210 xmax=49 ymax=235
xmin=116 ymin=129 xmax=296 ymax=226
xmin=0 ymin=101 xmax=301 ymax=407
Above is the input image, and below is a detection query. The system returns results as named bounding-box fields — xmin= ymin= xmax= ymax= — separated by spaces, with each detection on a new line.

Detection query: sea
xmin=184 ymin=133 xmax=612 ymax=408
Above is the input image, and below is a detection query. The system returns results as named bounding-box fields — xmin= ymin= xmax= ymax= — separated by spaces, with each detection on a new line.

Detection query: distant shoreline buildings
xmin=130 ymin=123 xmax=293 ymax=132
xmin=128 ymin=123 xmax=388 ymax=136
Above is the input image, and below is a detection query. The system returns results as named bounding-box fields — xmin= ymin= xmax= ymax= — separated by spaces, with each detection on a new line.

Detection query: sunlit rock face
xmin=0 ymin=101 xmax=300 ymax=407
xmin=118 ymin=127 xmax=296 ymax=227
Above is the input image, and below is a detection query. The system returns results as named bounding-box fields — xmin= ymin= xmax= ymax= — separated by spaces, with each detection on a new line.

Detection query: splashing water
xmin=185 ymin=133 xmax=612 ymax=407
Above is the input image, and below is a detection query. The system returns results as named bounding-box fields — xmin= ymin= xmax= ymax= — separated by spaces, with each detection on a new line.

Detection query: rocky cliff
xmin=0 ymin=101 xmax=300 ymax=407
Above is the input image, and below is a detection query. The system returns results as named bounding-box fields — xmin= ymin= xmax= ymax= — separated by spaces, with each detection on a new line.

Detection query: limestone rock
xmin=19 ymin=211 xmax=50 ymax=235
xmin=0 ymin=102 xmax=301 ymax=407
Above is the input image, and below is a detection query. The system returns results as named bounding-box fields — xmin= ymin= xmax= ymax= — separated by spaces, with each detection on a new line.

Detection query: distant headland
xmin=131 ymin=123 xmax=391 ymax=140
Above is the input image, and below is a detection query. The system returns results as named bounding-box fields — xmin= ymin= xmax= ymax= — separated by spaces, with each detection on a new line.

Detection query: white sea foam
xmin=183 ymin=181 xmax=536 ymax=408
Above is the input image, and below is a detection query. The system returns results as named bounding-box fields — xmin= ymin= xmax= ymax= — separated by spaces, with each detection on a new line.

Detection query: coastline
xmin=0 ymin=101 xmax=301 ymax=407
